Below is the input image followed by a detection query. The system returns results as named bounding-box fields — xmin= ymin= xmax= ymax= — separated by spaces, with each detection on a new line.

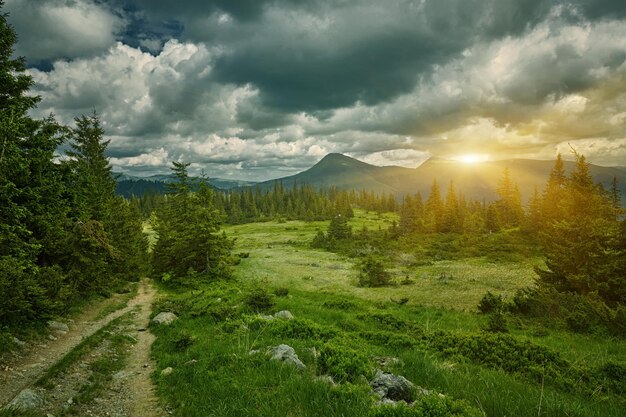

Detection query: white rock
xmin=7 ymin=389 xmax=44 ymax=410
xmin=160 ymin=367 xmax=173 ymax=376
xmin=151 ymin=312 xmax=177 ymax=325
xmin=48 ymin=321 xmax=69 ymax=332
xmin=274 ymin=310 xmax=294 ymax=320
xmin=268 ymin=344 xmax=306 ymax=369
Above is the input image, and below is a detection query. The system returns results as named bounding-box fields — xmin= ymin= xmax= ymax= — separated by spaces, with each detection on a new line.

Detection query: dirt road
xmin=0 ymin=280 xmax=165 ymax=416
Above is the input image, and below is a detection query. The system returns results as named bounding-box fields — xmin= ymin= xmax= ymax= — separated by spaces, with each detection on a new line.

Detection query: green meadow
xmin=150 ymin=211 xmax=626 ymax=417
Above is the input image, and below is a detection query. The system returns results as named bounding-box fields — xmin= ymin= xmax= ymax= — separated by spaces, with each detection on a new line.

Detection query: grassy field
xmin=150 ymin=212 xmax=626 ymax=417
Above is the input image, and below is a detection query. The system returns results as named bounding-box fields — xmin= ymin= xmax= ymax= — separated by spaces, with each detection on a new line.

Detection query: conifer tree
xmin=424 ymin=180 xmax=444 ymax=232
xmin=536 ymin=152 xmax=624 ymax=305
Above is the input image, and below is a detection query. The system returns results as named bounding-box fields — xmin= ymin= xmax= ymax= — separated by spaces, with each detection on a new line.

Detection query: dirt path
xmin=0 ymin=280 xmax=165 ymax=416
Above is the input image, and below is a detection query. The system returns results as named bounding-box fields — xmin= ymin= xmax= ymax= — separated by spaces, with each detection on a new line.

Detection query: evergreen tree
xmin=424 ymin=179 xmax=444 ymax=232
xmin=536 ymin=152 xmax=625 ymax=305
xmin=66 ymin=112 xmax=116 ymax=223
xmin=152 ymin=162 xmax=232 ymax=280
xmin=495 ymin=167 xmax=524 ymax=228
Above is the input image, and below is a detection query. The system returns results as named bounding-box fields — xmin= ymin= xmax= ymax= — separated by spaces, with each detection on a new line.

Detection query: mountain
xmin=257 ymin=153 xmax=626 ymax=204
xmin=114 ymin=173 xmax=256 ymax=198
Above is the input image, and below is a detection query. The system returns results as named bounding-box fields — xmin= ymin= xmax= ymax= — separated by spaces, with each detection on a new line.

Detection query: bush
xmin=318 ymin=342 xmax=372 ymax=383
xmin=477 ymin=291 xmax=504 ymax=314
xmin=243 ymin=287 xmax=275 ymax=312
xmin=485 ymin=310 xmax=508 ymax=333
xmin=274 ymin=287 xmax=289 ymax=297
xmin=358 ymin=256 xmax=391 ymax=287
xmin=369 ymin=395 xmax=482 ymax=417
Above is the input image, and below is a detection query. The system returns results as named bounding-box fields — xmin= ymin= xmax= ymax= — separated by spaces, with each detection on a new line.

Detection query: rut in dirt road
xmin=1 ymin=280 xmax=165 ymax=417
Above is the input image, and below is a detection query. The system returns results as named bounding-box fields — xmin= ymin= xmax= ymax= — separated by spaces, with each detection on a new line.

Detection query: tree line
xmin=0 ymin=9 xmax=146 ymax=330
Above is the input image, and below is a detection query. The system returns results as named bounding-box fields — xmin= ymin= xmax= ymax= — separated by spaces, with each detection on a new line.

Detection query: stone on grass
xmin=161 ymin=367 xmax=173 ymax=376
xmin=274 ymin=310 xmax=294 ymax=320
xmin=48 ymin=321 xmax=69 ymax=333
xmin=152 ymin=312 xmax=177 ymax=325
xmin=13 ymin=337 xmax=26 ymax=347
xmin=7 ymin=389 xmax=44 ymax=410
xmin=370 ymin=369 xmax=415 ymax=402
xmin=268 ymin=344 xmax=306 ymax=369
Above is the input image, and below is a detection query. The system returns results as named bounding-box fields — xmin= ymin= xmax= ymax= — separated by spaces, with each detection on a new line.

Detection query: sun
xmin=455 ymin=154 xmax=489 ymax=164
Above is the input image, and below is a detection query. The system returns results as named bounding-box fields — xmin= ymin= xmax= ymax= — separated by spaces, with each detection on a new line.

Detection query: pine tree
xmin=495 ymin=167 xmax=524 ymax=228
xmin=536 ymin=152 xmax=625 ymax=305
xmin=424 ymin=180 xmax=444 ymax=232
xmin=66 ymin=112 xmax=116 ymax=223
xmin=152 ymin=162 xmax=232 ymax=279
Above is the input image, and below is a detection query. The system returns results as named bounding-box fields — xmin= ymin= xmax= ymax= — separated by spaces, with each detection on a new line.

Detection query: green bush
xmin=318 ymin=342 xmax=372 ymax=383
xmin=477 ymin=291 xmax=504 ymax=314
xmin=358 ymin=256 xmax=391 ymax=287
xmin=369 ymin=394 xmax=482 ymax=417
xmin=485 ymin=310 xmax=508 ymax=333
xmin=243 ymin=287 xmax=275 ymax=312
xmin=274 ymin=287 xmax=289 ymax=297
xmin=270 ymin=318 xmax=337 ymax=341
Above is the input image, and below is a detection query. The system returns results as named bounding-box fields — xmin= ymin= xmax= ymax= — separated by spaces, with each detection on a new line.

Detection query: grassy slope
xmin=151 ymin=211 xmax=626 ymax=417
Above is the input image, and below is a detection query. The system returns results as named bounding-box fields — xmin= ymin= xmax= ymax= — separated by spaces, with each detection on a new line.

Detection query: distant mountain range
xmin=256 ymin=153 xmax=626 ymax=204
xmin=114 ymin=153 xmax=626 ymax=204
xmin=114 ymin=173 xmax=255 ymax=198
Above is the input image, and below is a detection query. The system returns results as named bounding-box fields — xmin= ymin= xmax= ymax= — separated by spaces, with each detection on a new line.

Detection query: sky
xmin=5 ymin=0 xmax=626 ymax=179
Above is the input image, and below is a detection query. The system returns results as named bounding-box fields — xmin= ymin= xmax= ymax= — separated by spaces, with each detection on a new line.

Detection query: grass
xmin=149 ymin=211 xmax=626 ymax=416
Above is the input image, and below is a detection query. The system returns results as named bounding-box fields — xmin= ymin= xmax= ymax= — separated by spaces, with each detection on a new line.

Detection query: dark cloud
xmin=6 ymin=0 xmax=625 ymax=177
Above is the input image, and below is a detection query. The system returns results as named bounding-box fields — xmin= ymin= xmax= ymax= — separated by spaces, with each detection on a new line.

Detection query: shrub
xmin=243 ymin=287 xmax=275 ymax=312
xmin=477 ymin=291 xmax=504 ymax=314
xmin=358 ymin=256 xmax=391 ymax=287
xmin=322 ymin=299 xmax=359 ymax=310
xmin=485 ymin=310 xmax=508 ymax=333
xmin=274 ymin=287 xmax=289 ymax=297
xmin=270 ymin=318 xmax=337 ymax=341
xmin=318 ymin=342 xmax=372 ymax=383
xmin=369 ymin=395 xmax=482 ymax=417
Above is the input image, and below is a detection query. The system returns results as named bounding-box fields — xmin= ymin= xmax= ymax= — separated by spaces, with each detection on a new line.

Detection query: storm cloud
xmin=6 ymin=0 xmax=626 ymax=179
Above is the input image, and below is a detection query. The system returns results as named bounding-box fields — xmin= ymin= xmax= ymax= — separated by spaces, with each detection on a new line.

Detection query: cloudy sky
xmin=5 ymin=0 xmax=626 ymax=179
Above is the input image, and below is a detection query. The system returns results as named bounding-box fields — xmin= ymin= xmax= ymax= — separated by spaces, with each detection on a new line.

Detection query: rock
xmin=12 ymin=337 xmax=26 ymax=347
xmin=161 ymin=367 xmax=173 ymax=376
xmin=48 ymin=321 xmax=69 ymax=332
xmin=248 ymin=349 xmax=260 ymax=355
xmin=274 ymin=310 xmax=294 ymax=320
xmin=152 ymin=312 xmax=177 ymax=325
xmin=267 ymin=344 xmax=306 ymax=369
xmin=314 ymin=375 xmax=336 ymax=386
xmin=370 ymin=370 xmax=415 ymax=403
xmin=113 ymin=370 xmax=132 ymax=380
xmin=7 ymin=389 xmax=44 ymax=410
xmin=48 ymin=335 xmax=57 ymax=341
xmin=185 ymin=359 xmax=198 ymax=366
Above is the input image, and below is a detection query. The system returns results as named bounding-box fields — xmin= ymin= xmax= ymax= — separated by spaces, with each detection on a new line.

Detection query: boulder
xmin=268 ymin=344 xmax=306 ymax=369
xmin=160 ymin=367 xmax=173 ymax=376
xmin=274 ymin=310 xmax=294 ymax=320
xmin=48 ymin=321 xmax=69 ymax=332
xmin=370 ymin=370 xmax=415 ymax=402
xmin=7 ymin=389 xmax=44 ymax=410
xmin=152 ymin=312 xmax=177 ymax=325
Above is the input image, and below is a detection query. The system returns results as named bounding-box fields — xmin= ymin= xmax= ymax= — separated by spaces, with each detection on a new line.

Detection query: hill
xmin=257 ymin=153 xmax=626 ymax=204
